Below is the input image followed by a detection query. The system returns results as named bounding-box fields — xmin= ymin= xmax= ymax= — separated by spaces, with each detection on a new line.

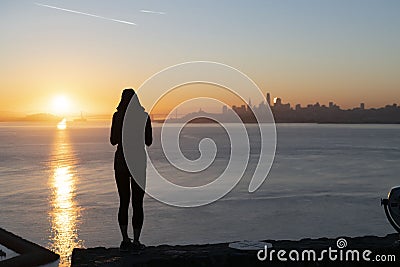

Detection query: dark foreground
xmin=0 ymin=228 xmax=59 ymax=267
xmin=72 ymin=234 xmax=400 ymax=267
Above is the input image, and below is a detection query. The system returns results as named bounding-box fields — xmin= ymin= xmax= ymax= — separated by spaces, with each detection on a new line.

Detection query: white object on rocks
xmin=229 ymin=240 xmax=272 ymax=250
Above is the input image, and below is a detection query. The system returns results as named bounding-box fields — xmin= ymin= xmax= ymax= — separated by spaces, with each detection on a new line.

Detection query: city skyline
xmin=162 ymin=91 xmax=400 ymax=124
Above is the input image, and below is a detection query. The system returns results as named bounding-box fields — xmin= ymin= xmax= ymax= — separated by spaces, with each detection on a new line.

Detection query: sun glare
xmin=57 ymin=118 xmax=67 ymax=130
xmin=52 ymin=95 xmax=70 ymax=115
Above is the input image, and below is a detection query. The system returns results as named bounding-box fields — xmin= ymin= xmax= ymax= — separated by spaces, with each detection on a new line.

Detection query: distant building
xmin=273 ymin=97 xmax=291 ymax=112
xmin=266 ymin=93 xmax=271 ymax=106
xmin=329 ymin=101 xmax=340 ymax=110
xmin=360 ymin=103 xmax=365 ymax=110
xmin=232 ymin=105 xmax=247 ymax=115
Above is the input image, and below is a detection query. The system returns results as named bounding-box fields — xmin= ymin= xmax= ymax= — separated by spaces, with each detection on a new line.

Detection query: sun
xmin=52 ymin=95 xmax=70 ymax=115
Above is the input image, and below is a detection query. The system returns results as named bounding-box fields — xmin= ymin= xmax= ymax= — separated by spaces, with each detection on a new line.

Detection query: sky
xmin=0 ymin=0 xmax=399 ymax=117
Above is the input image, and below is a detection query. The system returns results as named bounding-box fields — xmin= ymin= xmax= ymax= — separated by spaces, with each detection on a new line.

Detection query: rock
xmin=72 ymin=234 xmax=400 ymax=267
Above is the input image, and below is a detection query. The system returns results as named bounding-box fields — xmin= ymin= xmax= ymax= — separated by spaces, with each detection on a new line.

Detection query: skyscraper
xmin=266 ymin=93 xmax=271 ymax=106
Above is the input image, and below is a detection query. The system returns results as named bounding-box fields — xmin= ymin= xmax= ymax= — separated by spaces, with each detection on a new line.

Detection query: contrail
xmin=140 ymin=10 xmax=166 ymax=15
xmin=35 ymin=3 xmax=136 ymax=25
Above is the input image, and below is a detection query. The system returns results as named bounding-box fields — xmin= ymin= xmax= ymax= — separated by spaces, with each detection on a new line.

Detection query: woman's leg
xmin=115 ymin=170 xmax=131 ymax=241
xmin=131 ymin=177 xmax=145 ymax=243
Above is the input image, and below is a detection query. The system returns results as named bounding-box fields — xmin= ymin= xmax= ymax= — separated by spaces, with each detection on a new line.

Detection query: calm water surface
xmin=0 ymin=122 xmax=399 ymax=266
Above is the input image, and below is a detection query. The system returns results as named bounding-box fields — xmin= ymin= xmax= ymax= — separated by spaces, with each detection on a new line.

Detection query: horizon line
xmin=0 ymin=100 xmax=398 ymax=119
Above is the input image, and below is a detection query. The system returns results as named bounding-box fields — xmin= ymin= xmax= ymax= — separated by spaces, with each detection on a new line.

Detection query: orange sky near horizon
xmin=1 ymin=49 xmax=398 ymax=118
xmin=0 ymin=78 xmax=398 ymax=119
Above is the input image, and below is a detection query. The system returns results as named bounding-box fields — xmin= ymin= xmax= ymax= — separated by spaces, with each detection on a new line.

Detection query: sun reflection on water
xmin=57 ymin=118 xmax=67 ymax=130
xmin=48 ymin=128 xmax=83 ymax=266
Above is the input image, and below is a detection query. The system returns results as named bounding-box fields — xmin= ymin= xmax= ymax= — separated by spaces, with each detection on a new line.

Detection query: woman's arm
xmin=110 ymin=113 xmax=119 ymax=146
xmin=145 ymin=115 xmax=153 ymax=147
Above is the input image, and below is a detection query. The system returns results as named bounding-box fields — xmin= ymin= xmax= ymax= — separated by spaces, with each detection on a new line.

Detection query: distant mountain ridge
xmin=0 ymin=113 xmax=61 ymax=122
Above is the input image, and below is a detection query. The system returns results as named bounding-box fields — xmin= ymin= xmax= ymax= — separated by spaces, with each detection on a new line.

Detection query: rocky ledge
xmin=72 ymin=234 xmax=400 ymax=267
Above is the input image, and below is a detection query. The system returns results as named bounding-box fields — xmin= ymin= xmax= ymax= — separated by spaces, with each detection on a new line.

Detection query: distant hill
xmin=0 ymin=112 xmax=62 ymax=122
xmin=22 ymin=113 xmax=61 ymax=122
xmin=188 ymin=117 xmax=218 ymax=124
xmin=6 ymin=113 xmax=63 ymax=122
xmin=0 ymin=112 xmax=108 ymax=123
xmin=0 ymin=111 xmax=23 ymax=121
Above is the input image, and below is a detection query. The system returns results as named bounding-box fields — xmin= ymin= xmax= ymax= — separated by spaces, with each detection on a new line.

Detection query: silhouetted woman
xmin=110 ymin=89 xmax=152 ymax=251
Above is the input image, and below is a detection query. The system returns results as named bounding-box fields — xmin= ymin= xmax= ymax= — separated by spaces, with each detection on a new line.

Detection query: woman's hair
xmin=116 ymin=88 xmax=135 ymax=111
